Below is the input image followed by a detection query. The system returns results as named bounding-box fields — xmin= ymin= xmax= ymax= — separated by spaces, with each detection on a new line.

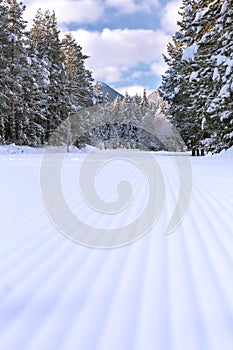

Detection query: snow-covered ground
xmin=0 ymin=145 xmax=233 ymax=350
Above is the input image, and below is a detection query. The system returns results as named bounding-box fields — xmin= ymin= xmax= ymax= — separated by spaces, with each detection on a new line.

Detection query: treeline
xmin=161 ymin=0 xmax=233 ymax=153
xmin=0 ymin=0 xmax=94 ymax=146
xmin=51 ymin=90 xmax=184 ymax=151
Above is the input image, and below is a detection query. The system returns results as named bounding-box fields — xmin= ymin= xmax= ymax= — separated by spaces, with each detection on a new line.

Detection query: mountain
xmin=98 ymin=81 xmax=124 ymax=101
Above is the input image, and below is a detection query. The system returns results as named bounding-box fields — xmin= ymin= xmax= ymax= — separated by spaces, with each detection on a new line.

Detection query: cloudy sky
xmin=23 ymin=0 xmax=182 ymax=96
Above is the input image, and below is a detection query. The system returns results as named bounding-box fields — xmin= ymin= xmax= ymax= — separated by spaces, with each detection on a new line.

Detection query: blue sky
xmin=24 ymin=0 xmax=181 ymax=96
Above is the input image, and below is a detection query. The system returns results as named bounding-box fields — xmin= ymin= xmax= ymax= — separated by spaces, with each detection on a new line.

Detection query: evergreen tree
xmin=132 ymin=93 xmax=142 ymax=105
xmin=205 ymin=0 xmax=233 ymax=150
xmin=30 ymin=9 xmax=70 ymax=142
xmin=24 ymin=39 xmax=50 ymax=146
xmin=141 ymin=89 xmax=149 ymax=110
xmin=3 ymin=0 xmax=29 ymax=144
xmin=104 ymin=93 xmax=110 ymax=103
xmin=93 ymin=81 xmax=104 ymax=104
xmin=123 ymin=91 xmax=131 ymax=104
xmin=61 ymin=33 xmax=94 ymax=111
xmin=161 ymin=0 xmax=233 ymax=152
xmin=44 ymin=11 xmax=70 ymax=141
xmin=184 ymin=0 xmax=224 ymax=149
xmin=0 ymin=0 xmax=9 ymax=143
xmin=161 ymin=1 xmax=204 ymax=148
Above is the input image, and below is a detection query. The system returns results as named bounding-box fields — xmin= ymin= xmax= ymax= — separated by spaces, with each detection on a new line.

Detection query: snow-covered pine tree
xmin=121 ymin=91 xmax=136 ymax=147
xmin=61 ymin=33 xmax=94 ymax=111
xmin=25 ymin=33 xmax=50 ymax=146
xmin=61 ymin=33 xmax=95 ymax=149
xmin=161 ymin=0 xmax=204 ymax=148
xmin=93 ymin=81 xmax=104 ymax=104
xmin=112 ymin=95 xmax=121 ymax=120
xmin=23 ymin=9 xmax=52 ymax=145
xmin=30 ymin=9 xmax=70 ymax=142
xmin=3 ymin=0 xmax=29 ymax=144
xmin=161 ymin=0 xmax=232 ymax=151
xmin=142 ymin=89 xmax=148 ymax=105
xmin=182 ymin=0 xmax=225 ymax=150
xmin=205 ymin=0 xmax=233 ymax=150
xmin=123 ymin=91 xmax=131 ymax=104
xmin=104 ymin=93 xmax=110 ymax=103
xmin=161 ymin=36 xmax=184 ymax=122
xmin=0 ymin=0 xmax=9 ymax=143
xmin=132 ymin=93 xmax=142 ymax=105
xmin=141 ymin=89 xmax=149 ymax=113
xmin=44 ymin=11 xmax=70 ymax=142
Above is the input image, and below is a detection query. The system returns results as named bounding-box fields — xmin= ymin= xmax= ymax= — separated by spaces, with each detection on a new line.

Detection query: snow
xmin=225 ymin=59 xmax=233 ymax=76
xmin=219 ymin=145 xmax=233 ymax=156
xmin=189 ymin=71 xmax=199 ymax=82
xmin=0 ymin=144 xmax=92 ymax=155
xmin=201 ymin=117 xmax=206 ymax=130
xmin=219 ymin=110 xmax=231 ymax=121
xmin=195 ymin=8 xmax=208 ymax=21
xmin=221 ymin=1 xmax=228 ymax=14
xmin=219 ymin=83 xmax=230 ymax=97
xmin=0 ymin=147 xmax=233 ymax=349
xmin=185 ymin=5 xmax=192 ymax=13
xmin=213 ymin=67 xmax=220 ymax=81
xmin=8 ymin=33 xmax=18 ymax=42
xmin=215 ymin=54 xmax=227 ymax=65
xmin=182 ymin=43 xmax=198 ymax=61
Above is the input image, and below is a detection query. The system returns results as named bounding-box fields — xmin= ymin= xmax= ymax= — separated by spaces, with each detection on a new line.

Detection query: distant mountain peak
xmin=97 ymin=81 xmax=124 ymax=101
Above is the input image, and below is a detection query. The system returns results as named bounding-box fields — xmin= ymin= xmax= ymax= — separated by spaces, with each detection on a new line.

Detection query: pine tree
xmin=123 ymin=91 xmax=131 ymax=104
xmin=3 ymin=0 xmax=29 ymax=144
xmin=93 ymin=81 xmax=104 ymax=104
xmin=61 ymin=33 xmax=94 ymax=111
xmin=104 ymin=93 xmax=110 ymax=103
xmin=45 ymin=11 xmax=70 ymax=141
xmin=25 ymin=37 xmax=50 ymax=146
xmin=161 ymin=1 xmax=204 ymax=148
xmin=184 ymin=0 xmax=224 ymax=149
xmin=0 ymin=0 xmax=9 ymax=143
xmin=161 ymin=0 xmax=233 ymax=151
xmin=30 ymin=9 xmax=70 ymax=142
xmin=141 ymin=89 xmax=149 ymax=111
xmin=132 ymin=93 xmax=142 ymax=105
xmin=205 ymin=0 xmax=233 ymax=150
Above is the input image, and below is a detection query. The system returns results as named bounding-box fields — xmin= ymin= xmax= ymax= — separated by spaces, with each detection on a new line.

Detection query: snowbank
xmin=0 ymin=144 xmax=94 ymax=155
xmin=218 ymin=146 xmax=233 ymax=157
xmin=0 ymin=144 xmax=45 ymax=155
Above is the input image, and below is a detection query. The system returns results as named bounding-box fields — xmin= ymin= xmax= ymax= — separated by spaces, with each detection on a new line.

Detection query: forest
xmin=0 ymin=0 xmax=232 ymax=153
xmin=0 ymin=0 xmax=95 ymax=146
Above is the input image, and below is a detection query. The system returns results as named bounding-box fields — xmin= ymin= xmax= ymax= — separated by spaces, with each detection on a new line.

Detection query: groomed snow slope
xmin=0 ymin=146 xmax=233 ymax=350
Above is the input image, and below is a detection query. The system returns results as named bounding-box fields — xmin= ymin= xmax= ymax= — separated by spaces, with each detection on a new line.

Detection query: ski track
xmin=0 ymin=151 xmax=232 ymax=350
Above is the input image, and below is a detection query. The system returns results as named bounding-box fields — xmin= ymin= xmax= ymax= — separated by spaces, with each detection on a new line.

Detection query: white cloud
xmin=130 ymin=70 xmax=145 ymax=79
xmin=24 ymin=0 xmax=104 ymax=24
xmin=151 ymin=61 xmax=168 ymax=76
xmin=23 ymin=0 xmax=159 ymax=24
xmin=22 ymin=0 xmax=179 ymax=89
xmin=117 ymin=85 xmax=154 ymax=97
xmin=105 ymin=0 xmax=159 ymax=14
xmin=160 ymin=0 xmax=182 ymax=34
xmin=94 ymin=66 xmax=124 ymax=83
xmin=70 ymin=28 xmax=170 ymax=83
